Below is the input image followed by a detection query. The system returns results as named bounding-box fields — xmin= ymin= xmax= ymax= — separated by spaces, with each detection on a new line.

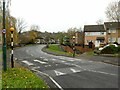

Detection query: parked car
xmin=94 ymin=44 xmax=118 ymax=54
xmin=98 ymin=44 xmax=118 ymax=51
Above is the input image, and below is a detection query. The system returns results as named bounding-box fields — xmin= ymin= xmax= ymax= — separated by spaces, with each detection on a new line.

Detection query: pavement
xmin=12 ymin=45 xmax=119 ymax=89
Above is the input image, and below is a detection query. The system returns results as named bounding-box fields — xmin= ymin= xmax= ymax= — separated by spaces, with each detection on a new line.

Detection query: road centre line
xmin=72 ymin=64 xmax=117 ymax=76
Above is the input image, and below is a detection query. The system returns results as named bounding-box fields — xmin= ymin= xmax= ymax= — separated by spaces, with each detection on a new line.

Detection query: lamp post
xmin=2 ymin=0 xmax=7 ymax=71
xmin=72 ymin=36 xmax=75 ymax=57
xmin=10 ymin=27 xmax=14 ymax=68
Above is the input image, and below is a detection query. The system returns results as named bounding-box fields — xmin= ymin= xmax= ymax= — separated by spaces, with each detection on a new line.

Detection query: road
xmin=13 ymin=45 xmax=119 ymax=89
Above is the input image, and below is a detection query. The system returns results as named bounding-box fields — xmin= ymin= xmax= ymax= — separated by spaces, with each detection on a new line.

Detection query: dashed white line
xmin=34 ymin=59 xmax=47 ymax=64
xmin=70 ymin=68 xmax=82 ymax=73
xmin=22 ymin=61 xmax=34 ymax=66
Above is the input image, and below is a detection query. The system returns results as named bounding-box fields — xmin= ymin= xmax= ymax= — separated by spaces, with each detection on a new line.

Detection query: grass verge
xmin=46 ymin=44 xmax=73 ymax=57
xmin=86 ymin=51 xmax=94 ymax=57
xmin=2 ymin=68 xmax=49 ymax=89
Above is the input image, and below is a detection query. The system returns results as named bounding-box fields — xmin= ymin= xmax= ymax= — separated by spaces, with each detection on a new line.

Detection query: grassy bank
xmin=47 ymin=44 xmax=73 ymax=57
xmin=2 ymin=68 xmax=49 ymax=89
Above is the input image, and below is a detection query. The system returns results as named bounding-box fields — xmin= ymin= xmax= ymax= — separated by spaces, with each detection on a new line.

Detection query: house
xmin=104 ymin=22 xmax=120 ymax=44
xmin=84 ymin=25 xmax=106 ymax=47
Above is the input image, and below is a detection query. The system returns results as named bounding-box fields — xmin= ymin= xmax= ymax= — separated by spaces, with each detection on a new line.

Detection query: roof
xmin=84 ymin=25 xmax=105 ymax=32
xmin=104 ymin=22 xmax=120 ymax=29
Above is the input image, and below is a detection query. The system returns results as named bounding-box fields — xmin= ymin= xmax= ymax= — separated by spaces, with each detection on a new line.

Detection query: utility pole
xmin=2 ymin=0 xmax=7 ymax=71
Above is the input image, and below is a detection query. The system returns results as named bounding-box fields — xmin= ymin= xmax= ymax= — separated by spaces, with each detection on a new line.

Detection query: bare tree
xmin=96 ymin=19 xmax=104 ymax=25
xmin=16 ymin=18 xmax=27 ymax=34
xmin=105 ymin=1 xmax=120 ymax=22
xmin=30 ymin=25 xmax=40 ymax=31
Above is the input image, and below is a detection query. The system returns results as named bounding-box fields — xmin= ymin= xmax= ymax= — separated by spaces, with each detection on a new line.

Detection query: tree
xmin=105 ymin=1 xmax=120 ymax=22
xmin=30 ymin=25 xmax=40 ymax=31
xmin=96 ymin=19 xmax=104 ymax=25
xmin=15 ymin=18 xmax=27 ymax=34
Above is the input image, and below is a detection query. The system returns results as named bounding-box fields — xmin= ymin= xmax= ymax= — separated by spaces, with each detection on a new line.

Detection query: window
xmin=118 ymin=38 xmax=120 ymax=44
xmin=108 ymin=29 xmax=116 ymax=33
xmin=108 ymin=37 xmax=116 ymax=43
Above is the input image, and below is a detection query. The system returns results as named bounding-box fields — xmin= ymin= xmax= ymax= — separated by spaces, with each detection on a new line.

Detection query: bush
xmin=100 ymin=45 xmax=118 ymax=54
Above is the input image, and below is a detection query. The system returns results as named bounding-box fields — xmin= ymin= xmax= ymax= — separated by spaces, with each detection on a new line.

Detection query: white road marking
xmin=61 ymin=61 xmax=66 ymax=63
xmin=40 ymin=57 xmax=43 ymax=59
xmin=69 ymin=60 xmax=74 ymax=62
xmin=55 ymin=64 xmax=58 ymax=66
xmin=54 ymin=70 xmax=66 ymax=76
xmin=52 ymin=59 xmax=56 ymax=61
xmin=44 ymin=58 xmax=48 ymax=61
xmin=34 ymin=59 xmax=47 ymax=64
xmin=31 ymin=54 xmax=33 ymax=56
xmin=14 ymin=58 xmax=17 ymax=60
xmin=87 ymin=69 xmax=117 ymax=76
xmin=32 ymin=66 xmax=40 ymax=69
xmin=72 ymin=64 xmax=117 ymax=76
xmin=22 ymin=61 xmax=34 ymax=66
xmin=70 ymin=68 xmax=81 ymax=73
xmin=31 ymin=69 xmax=63 ymax=90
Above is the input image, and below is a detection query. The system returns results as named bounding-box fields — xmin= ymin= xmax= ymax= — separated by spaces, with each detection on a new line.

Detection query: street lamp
xmin=72 ymin=36 xmax=75 ymax=57
xmin=2 ymin=0 xmax=7 ymax=71
xmin=10 ymin=27 xmax=14 ymax=68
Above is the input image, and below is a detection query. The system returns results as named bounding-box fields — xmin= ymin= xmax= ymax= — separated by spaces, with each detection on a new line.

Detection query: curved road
xmin=14 ymin=45 xmax=119 ymax=89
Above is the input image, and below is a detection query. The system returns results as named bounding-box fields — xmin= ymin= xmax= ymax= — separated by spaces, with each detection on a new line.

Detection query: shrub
xmin=100 ymin=45 xmax=118 ymax=54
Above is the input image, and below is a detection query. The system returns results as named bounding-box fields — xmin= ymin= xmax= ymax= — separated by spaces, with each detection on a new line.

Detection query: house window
xmin=108 ymin=37 xmax=116 ymax=43
xmin=108 ymin=29 xmax=116 ymax=33
xmin=118 ymin=38 xmax=120 ymax=44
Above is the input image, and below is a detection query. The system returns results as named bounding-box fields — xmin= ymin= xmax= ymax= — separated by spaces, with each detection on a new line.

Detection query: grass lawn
xmin=2 ymin=68 xmax=49 ymax=89
xmin=47 ymin=44 xmax=73 ymax=57
xmin=86 ymin=51 xmax=94 ymax=57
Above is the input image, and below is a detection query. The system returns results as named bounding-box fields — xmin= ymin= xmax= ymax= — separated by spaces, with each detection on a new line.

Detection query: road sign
xmin=2 ymin=29 xmax=6 ymax=33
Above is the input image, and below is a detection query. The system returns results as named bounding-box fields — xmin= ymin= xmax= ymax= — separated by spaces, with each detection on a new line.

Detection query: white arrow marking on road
xmin=22 ymin=61 xmax=34 ymax=66
xmin=54 ymin=70 xmax=66 ymax=76
xmin=70 ymin=68 xmax=81 ymax=73
xmin=34 ymin=59 xmax=47 ymax=64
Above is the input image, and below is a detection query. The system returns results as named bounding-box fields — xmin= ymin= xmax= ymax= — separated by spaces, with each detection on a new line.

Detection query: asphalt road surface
xmin=13 ymin=45 xmax=119 ymax=89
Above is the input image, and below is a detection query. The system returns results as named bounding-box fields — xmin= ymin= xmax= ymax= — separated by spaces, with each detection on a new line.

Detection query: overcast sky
xmin=10 ymin=0 xmax=116 ymax=32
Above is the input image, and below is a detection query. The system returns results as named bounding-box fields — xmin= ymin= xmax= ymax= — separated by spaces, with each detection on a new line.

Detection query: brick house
xmin=104 ymin=22 xmax=120 ymax=44
xmin=84 ymin=25 xmax=106 ymax=47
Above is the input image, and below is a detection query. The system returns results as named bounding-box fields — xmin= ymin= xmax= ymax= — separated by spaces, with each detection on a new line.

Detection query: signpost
xmin=10 ymin=27 xmax=14 ymax=68
xmin=3 ymin=0 xmax=7 ymax=71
